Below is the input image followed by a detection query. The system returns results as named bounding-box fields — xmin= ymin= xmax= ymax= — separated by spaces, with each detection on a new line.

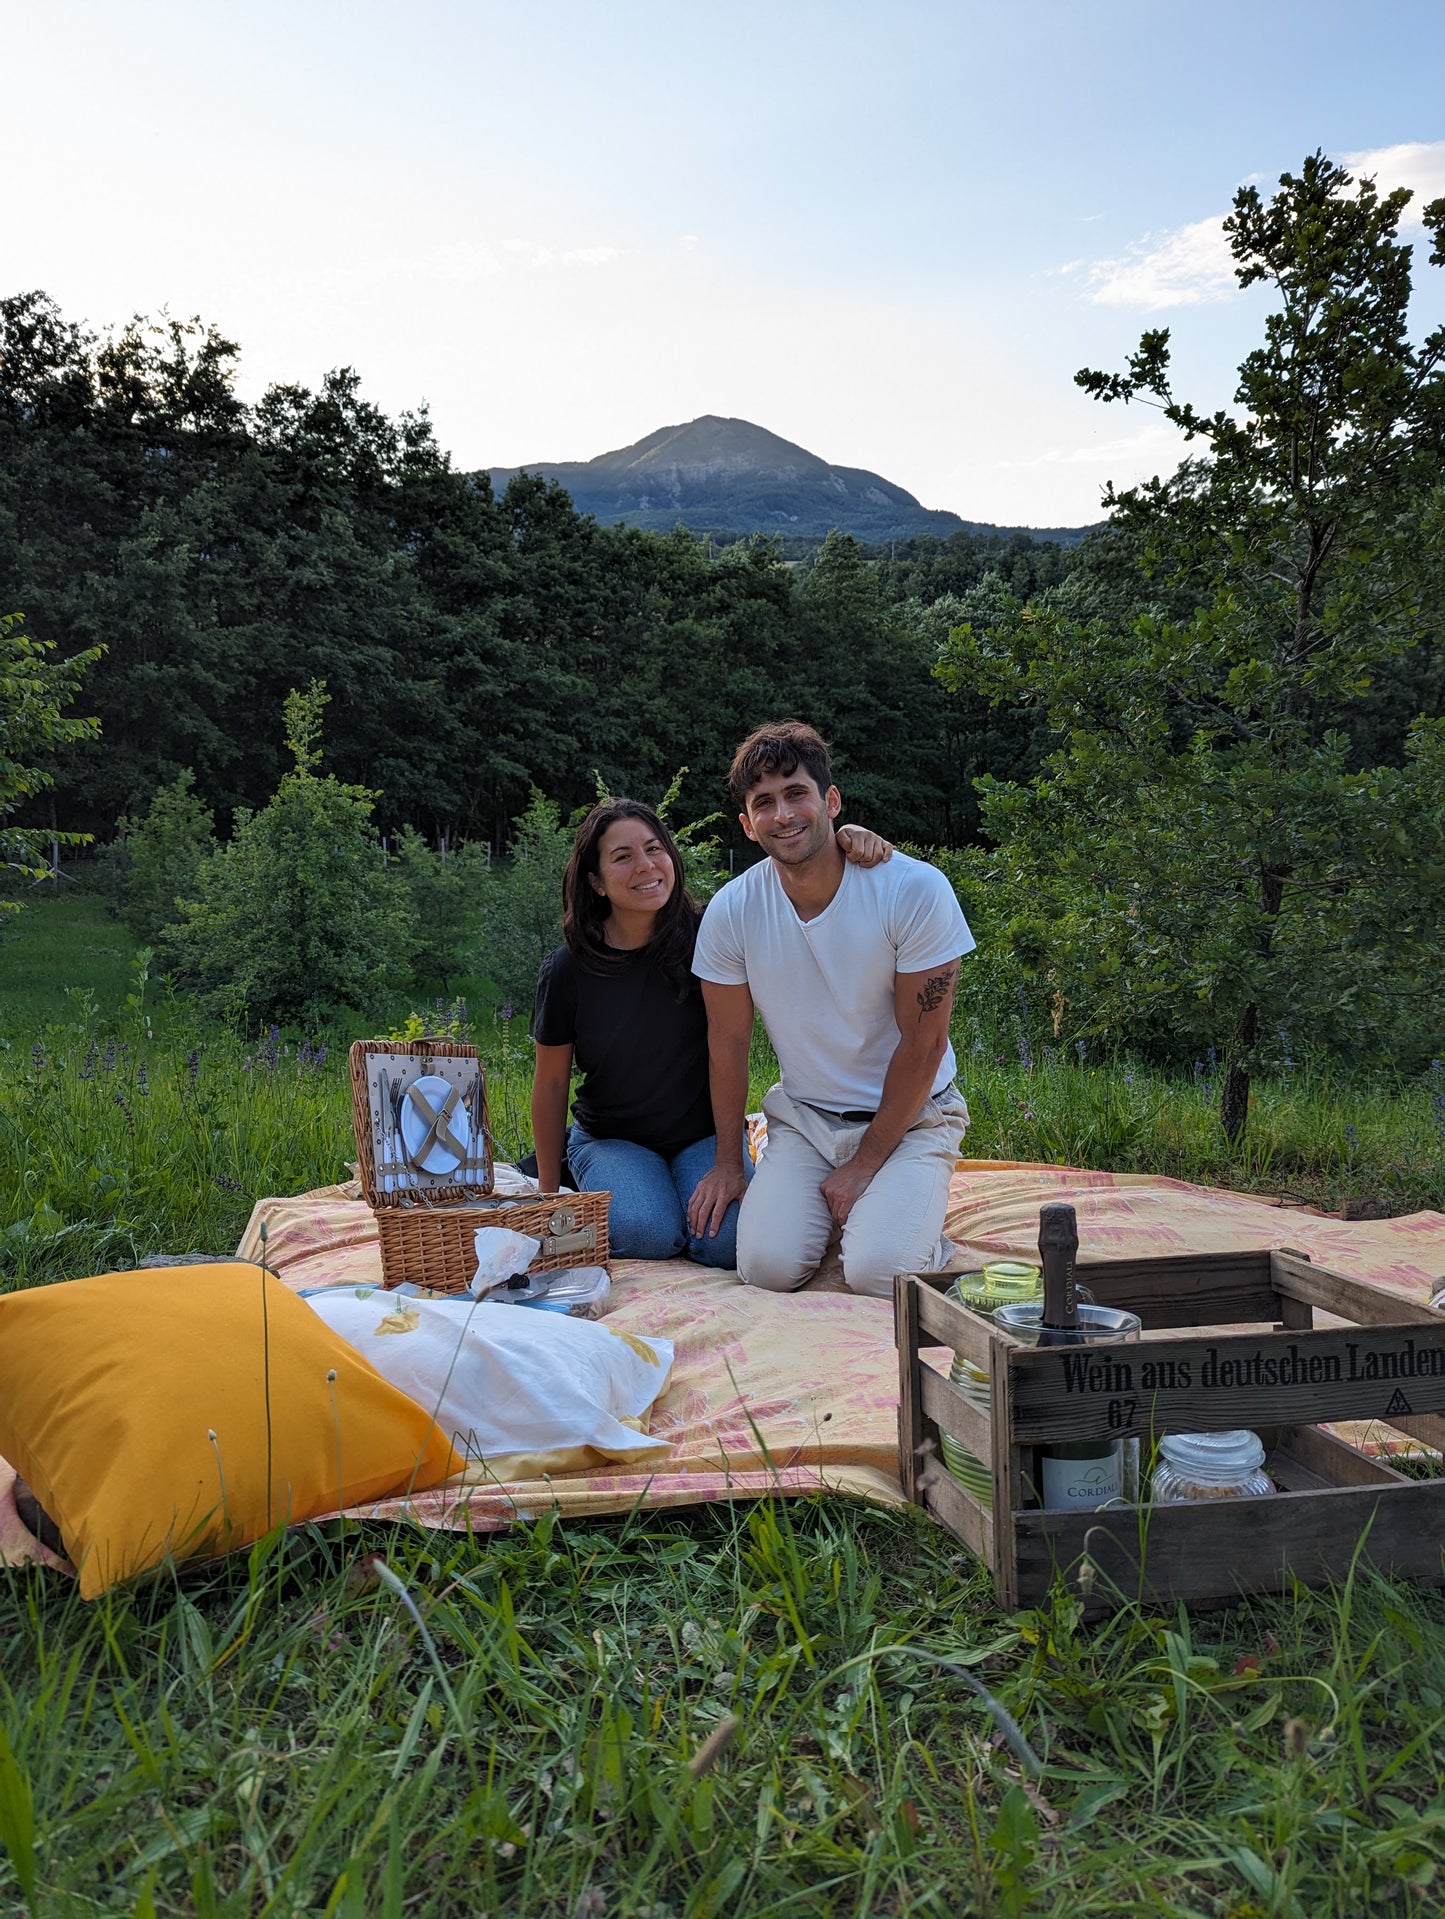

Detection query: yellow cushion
xmin=0 ymin=1264 xmax=458 ymax=1597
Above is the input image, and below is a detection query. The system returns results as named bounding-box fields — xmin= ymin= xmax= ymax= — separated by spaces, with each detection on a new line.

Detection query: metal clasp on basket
xmin=540 ymin=1205 xmax=595 ymax=1258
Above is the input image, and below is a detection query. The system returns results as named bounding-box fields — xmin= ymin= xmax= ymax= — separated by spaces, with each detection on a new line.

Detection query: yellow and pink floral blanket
xmin=5 ymin=1163 xmax=1445 ymax=1573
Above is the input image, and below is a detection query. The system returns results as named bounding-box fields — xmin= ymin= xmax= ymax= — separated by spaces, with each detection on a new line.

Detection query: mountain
xmin=488 ymin=416 xmax=1094 ymax=546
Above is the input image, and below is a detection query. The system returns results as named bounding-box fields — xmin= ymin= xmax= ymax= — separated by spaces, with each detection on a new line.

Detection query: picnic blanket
xmin=5 ymin=1163 xmax=1445 ymax=1572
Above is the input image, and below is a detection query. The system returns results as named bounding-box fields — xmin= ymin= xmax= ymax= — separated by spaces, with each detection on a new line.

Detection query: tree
xmin=940 ymin=154 xmax=1445 ymax=1137
xmin=159 ymin=682 xmax=414 ymax=1027
xmin=113 ymin=768 xmax=217 ymax=945
xmin=0 ymin=612 xmax=100 ymax=928
xmin=471 ymin=790 xmax=573 ymax=1015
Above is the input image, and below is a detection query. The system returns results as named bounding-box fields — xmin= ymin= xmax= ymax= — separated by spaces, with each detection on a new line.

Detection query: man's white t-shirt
xmin=692 ymin=851 xmax=974 ymax=1112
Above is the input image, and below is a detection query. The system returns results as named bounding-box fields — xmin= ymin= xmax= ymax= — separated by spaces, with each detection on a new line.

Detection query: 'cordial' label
xmin=1040 ymin=1445 xmax=1124 ymax=1511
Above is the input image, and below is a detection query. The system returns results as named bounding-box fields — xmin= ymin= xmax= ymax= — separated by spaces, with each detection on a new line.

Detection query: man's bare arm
xmin=686 ymin=980 xmax=756 ymax=1239
xmin=819 ymin=958 xmax=961 ymax=1225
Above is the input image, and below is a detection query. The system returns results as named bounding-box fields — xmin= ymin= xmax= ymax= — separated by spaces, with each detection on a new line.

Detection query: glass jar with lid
xmin=1151 ymin=1430 xmax=1275 ymax=1503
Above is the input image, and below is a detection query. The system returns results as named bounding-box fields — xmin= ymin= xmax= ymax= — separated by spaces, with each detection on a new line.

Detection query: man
xmin=687 ymin=721 xmax=973 ymax=1297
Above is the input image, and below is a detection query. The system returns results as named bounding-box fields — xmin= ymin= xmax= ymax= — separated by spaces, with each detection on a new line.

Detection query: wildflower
xmin=1017 ymin=1032 xmax=1033 ymax=1073
xmin=1344 ymin=1124 xmax=1359 ymax=1153
xmin=1206 ymin=1045 xmax=1217 ymax=1070
xmin=30 ymin=1043 xmax=44 ymax=1070
xmin=500 ymin=1003 xmax=514 ymax=1024
xmin=186 ymin=1048 xmax=201 ymax=1083
xmin=101 ymin=1039 xmax=117 ymax=1073
xmin=136 ymin=1060 xmax=149 ymax=1098
xmin=1075 ymin=1038 xmax=1086 ymax=1064
xmin=972 ymin=1034 xmax=985 ymax=1057
xmin=1277 ymin=1028 xmax=1294 ymax=1072
xmin=80 ymin=1040 xmax=98 ymax=1081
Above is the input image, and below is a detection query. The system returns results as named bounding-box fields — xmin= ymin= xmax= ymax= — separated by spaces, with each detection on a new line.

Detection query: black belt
xmin=805 ymin=1103 xmax=877 ymax=1123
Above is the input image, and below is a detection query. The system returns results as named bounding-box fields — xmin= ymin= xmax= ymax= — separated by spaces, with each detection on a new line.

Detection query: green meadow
xmin=4 ymin=884 xmax=1445 ymax=1914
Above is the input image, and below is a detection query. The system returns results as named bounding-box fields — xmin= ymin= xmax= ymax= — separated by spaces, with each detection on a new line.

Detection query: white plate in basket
xmin=398 ymin=1073 xmax=477 ymax=1176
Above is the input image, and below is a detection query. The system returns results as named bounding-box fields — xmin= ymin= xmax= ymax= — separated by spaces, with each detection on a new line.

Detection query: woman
xmin=530 ymin=798 xmax=889 ymax=1266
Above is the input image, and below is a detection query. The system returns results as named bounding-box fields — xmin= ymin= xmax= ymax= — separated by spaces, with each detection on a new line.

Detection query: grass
xmin=2 ymin=883 xmax=1442 ymax=1290
xmin=6 ymin=1499 xmax=1445 ymax=1913
xmin=4 ymin=885 xmax=1445 ymax=1912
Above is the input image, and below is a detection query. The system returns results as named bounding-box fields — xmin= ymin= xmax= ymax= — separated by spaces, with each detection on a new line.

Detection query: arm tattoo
xmin=915 ymin=965 xmax=957 ymax=1022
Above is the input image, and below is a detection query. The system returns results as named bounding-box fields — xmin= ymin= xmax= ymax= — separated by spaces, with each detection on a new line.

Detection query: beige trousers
xmin=736 ymin=1083 xmax=969 ymax=1299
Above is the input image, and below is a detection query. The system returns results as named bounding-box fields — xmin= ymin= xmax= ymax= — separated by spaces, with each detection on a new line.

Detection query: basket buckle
xmin=540 ymin=1224 xmax=596 ymax=1258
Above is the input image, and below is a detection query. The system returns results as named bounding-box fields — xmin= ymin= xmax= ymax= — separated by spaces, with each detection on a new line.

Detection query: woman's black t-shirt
xmin=530 ymin=934 xmax=714 ymax=1159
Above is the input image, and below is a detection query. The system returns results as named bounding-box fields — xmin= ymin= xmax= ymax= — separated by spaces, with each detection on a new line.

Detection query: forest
xmin=3 ymin=153 xmax=1444 ymax=1104
xmin=0 ymin=287 xmax=1070 ymax=853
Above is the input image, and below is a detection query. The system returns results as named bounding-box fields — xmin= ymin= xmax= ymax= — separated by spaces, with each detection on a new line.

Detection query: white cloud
xmin=427 ymin=242 xmax=502 ymax=282
xmin=995 ymin=424 xmax=1186 ymax=472
xmin=680 ymin=233 xmax=700 ymax=251
xmin=1342 ymin=140 xmax=1445 ymax=225
xmin=1086 ymin=214 xmax=1235 ymax=311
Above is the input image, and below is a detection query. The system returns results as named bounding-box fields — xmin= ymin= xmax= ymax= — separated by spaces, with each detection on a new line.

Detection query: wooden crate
xmin=895 ymin=1250 xmax=1445 ymax=1611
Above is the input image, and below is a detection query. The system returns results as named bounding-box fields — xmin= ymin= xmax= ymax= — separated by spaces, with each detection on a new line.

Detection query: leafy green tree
xmin=391 ymin=825 xmax=481 ymax=990
xmin=941 ymin=154 xmax=1445 ymax=1137
xmin=160 ymin=682 xmax=413 ymax=1027
xmin=471 ymin=790 xmax=572 ymax=1015
xmin=0 ymin=611 xmax=100 ymax=927
xmin=114 ymin=768 xmax=218 ymax=945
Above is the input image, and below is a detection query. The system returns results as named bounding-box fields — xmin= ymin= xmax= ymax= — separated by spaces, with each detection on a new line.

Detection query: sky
xmin=8 ymin=0 xmax=1445 ymax=527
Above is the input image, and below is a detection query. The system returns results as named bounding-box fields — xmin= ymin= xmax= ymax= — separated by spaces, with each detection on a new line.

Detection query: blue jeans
xmin=566 ymin=1125 xmax=753 ymax=1267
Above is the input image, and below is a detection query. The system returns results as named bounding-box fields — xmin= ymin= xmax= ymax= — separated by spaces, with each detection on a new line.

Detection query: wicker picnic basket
xmin=348 ymin=1038 xmax=610 ymax=1294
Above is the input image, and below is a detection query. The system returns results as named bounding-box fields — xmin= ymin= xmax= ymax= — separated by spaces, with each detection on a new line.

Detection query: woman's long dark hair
xmin=561 ymin=799 xmax=700 ymax=992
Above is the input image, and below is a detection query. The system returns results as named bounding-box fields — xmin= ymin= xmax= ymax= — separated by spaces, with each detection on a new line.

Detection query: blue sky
xmin=9 ymin=0 xmax=1445 ymax=524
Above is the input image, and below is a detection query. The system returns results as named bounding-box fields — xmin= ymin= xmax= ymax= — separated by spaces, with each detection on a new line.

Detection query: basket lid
xmin=350 ymin=1039 xmax=495 ymax=1207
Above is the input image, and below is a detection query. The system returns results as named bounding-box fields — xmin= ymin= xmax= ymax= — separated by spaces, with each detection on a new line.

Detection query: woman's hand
xmin=686 ymin=1163 xmax=751 ymax=1241
xmin=836 ymin=823 xmax=894 ymax=867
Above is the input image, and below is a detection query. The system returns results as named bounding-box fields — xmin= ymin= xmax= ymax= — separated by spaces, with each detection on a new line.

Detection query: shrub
xmin=113 ymin=769 xmax=218 ymax=945
xmin=159 ymin=684 xmax=414 ymax=1028
xmin=391 ymin=825 xmax=480 ymax=990
xmin=471 ymin=790 xmax=570 ymax=1014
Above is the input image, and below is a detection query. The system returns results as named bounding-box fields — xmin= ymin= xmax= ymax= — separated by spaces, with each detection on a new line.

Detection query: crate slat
xmin=919 ymin=1363 xmax=993 ymax=1463
xmin=1011 ymin=1479 xmax=1445 ymax=1609
xmin=918 ymin=1456 xmax=993 ymax=1560
xmin=916 ymin=1285 xmax=998 ymax=1369
xmin=1077 ymin=1250 xmax=1279 ymax=1328
xmin=1272 ymin=1424 xmax=1411 ymax=1489
xmin=1270 ymin=1251 xmax=1441 ymax=1326
xmin=1008 ymin=1321 xmax=1445 ymax=1444
xmin=895 ymin=1275 xmax=926 ymax=1504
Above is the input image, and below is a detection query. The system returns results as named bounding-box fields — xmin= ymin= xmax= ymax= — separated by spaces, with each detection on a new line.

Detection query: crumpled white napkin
xmin=470 ymin=1225 xmax=541 ymax=1297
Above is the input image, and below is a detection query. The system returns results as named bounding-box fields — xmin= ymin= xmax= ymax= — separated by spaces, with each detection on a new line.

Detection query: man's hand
xmin=687 ymin=1163 xmax=751 ymax=1241
xmin=820 ymin=1156 xmax=876 ymax=1227
xmin=836 ymin=823 xmax=893 ymax=867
